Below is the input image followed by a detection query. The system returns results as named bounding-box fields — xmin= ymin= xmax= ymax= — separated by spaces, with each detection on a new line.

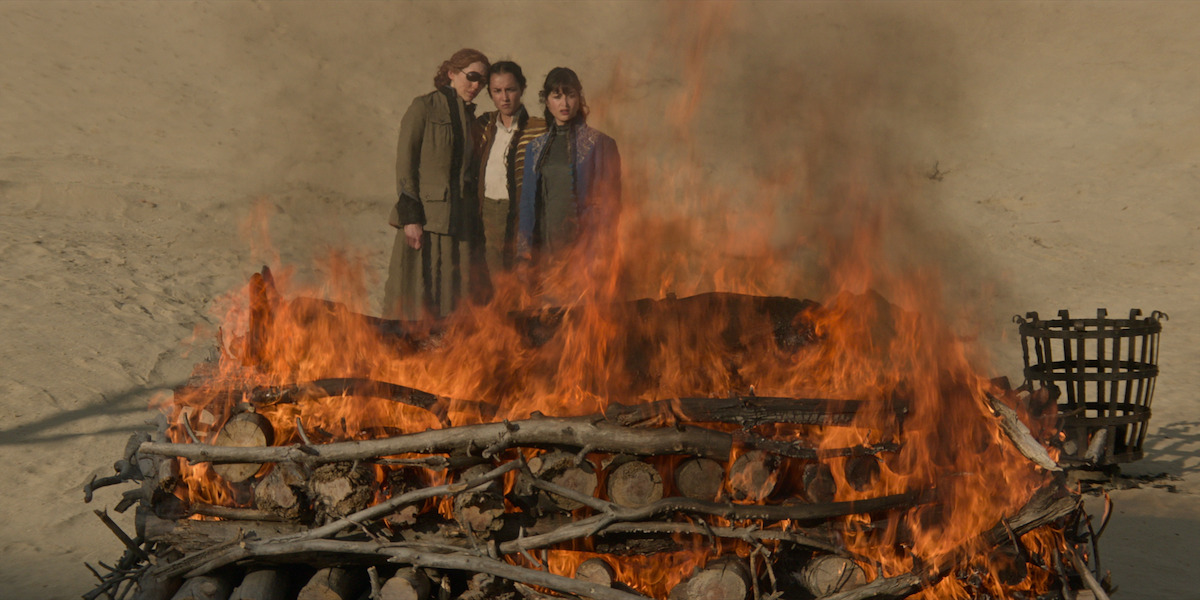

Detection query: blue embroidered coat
xmin=517 ymin=121 xmax=621 ymax=257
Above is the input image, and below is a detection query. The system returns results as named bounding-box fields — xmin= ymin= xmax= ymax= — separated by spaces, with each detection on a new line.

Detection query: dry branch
xmin=605 ymin=396 xmax=906 ymax=428
xmin=818 ymin=482 xmax=1077 ymax=600
xmin=138 ymin=417 xmax=737 ymax=465
xmin=986 ymin=394 xmax=1061 ymax=472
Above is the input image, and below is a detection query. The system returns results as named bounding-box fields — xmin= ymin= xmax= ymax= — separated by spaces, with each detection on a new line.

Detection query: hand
xmin=403 ymin=223 xmax=424 ymax=250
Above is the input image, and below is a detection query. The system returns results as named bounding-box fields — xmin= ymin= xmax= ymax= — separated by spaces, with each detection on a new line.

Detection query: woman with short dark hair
xmin=382 ymin=48 xmax=489 ymax=319
xmin=476 ymin=60 xmax=546 ymax=276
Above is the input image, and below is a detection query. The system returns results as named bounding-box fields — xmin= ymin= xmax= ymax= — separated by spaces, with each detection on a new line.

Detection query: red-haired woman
xmin=383 ymin=48 xmax=490 ymax=319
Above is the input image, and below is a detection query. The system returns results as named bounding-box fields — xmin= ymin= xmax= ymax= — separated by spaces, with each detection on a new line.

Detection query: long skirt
xmin=381 ymin=230 xmax=473 ymax=320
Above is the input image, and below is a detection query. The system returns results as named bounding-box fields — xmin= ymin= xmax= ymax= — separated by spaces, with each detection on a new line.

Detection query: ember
xmin=84 ymin=264 xmax=1105 ymax=600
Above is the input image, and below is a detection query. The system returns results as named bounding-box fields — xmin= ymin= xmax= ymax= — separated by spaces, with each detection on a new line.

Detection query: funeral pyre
xmin=82 ymin=265 xmax=1108 ymax=600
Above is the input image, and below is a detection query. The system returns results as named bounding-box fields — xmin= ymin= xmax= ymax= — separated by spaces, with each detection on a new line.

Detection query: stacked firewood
xmin=79 ymin=275 xmax=1101 ymax=600
xmin=83 ymin=382 xmax=1090 ymax=600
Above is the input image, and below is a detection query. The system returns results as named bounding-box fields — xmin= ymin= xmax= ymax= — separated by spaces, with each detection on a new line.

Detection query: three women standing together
xmin=382 ymin=49 xmax=621 ymax=320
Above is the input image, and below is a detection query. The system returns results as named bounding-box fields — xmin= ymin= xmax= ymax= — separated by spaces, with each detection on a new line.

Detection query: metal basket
xmin=1016 ymin=308 xmax=1166 ymax=464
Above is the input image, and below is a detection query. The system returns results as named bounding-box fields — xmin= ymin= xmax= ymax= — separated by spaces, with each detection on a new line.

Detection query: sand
xmin=1 ymin=1 xmax=1197 ymax=598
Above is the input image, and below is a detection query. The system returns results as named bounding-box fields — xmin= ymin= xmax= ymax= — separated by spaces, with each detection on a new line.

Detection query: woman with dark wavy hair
xmin=516 ymin=67 xmax=621 ymax=262
xmin=382 ymin=48 xmax=490 ymax=319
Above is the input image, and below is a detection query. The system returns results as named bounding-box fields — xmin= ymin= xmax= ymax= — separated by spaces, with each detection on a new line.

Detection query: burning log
xmin=728 ymin=450 xmax=778 ymax=502
xmin=297 ymin=567 xmax=366 ymax=600
xmin=673 ymin=457 xmax=724 ymax=501
xmin=85 ymin=274 xmax=1100 ymax=600
xmin=819 ymin=481 xmax=1077 ymax=600
xmin=605 ymin=459 xmax=664 ymax=508
xmin=802 ymin=462 xmax=838 ymax=504
xmin=229 ymin=569 xmax=288 ymax=600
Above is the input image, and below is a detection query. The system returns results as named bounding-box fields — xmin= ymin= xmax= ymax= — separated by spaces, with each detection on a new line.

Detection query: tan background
xmin=2 ymin=1 xmax=1197 ymax=597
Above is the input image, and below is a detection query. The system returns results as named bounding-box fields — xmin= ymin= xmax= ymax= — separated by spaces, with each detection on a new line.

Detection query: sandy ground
xmin=2 ymin=1 xmax=1198 ymax=598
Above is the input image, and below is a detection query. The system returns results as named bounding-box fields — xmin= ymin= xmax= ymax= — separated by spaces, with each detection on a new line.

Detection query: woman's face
xmin=546 ymin=88 xmax=581 ymax=125
xmin=449 ymin=61 xmax=487 ymax=102
xmin=488 ymin=72 xmax=523 ymax=119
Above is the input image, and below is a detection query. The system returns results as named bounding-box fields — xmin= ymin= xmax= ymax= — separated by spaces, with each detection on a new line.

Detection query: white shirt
xmin=483 ymin=114 xmax=519 ymax=201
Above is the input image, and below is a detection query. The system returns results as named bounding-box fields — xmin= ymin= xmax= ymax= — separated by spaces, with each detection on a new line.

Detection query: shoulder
xmin=521 ymin=116 xmax=548 ymax=139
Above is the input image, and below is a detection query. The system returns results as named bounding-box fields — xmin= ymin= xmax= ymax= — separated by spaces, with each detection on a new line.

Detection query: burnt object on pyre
xmin=82 ymin=268 xmax=1107 ymax=600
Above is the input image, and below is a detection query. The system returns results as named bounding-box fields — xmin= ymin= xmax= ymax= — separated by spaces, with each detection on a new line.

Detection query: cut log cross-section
xmin=606 ymin=460 xmax=664 ymax=508
xmin=212 ymin=412 xmax=273 ymax=483
xmin=529 ymin=451 xmax=599 ymax=511
xmin=673 ymin=457 xmax=725 ymax=501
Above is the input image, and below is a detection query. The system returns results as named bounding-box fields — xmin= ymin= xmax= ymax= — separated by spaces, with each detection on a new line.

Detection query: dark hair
xmin=539 ymin=67 xmax=589 ymax=124
xmin=433 ymin=48 xmax=490 ymax=89
xmin=488 ymin=61 xmax=527 ymax=90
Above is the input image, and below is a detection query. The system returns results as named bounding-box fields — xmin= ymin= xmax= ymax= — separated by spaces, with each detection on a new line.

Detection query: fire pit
xmin=83 ymin=268 xmax=1101 ymax=600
